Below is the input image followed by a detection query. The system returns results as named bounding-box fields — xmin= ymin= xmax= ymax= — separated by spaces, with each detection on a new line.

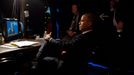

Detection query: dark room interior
xmin=0 ymin=0 xmax=133 ymax=75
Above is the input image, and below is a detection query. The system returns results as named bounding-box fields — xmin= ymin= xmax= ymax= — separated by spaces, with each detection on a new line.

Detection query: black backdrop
xmin=0 ymin=0 xmax=132 ymax=37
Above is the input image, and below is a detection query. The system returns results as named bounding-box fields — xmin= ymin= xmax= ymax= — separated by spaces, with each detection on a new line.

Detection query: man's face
xmin=72 ymin=4 xmax=78 ymax=14
xmin=116 ymin=21 xmax=124 ymax=30
xmin=79 ymin=15 xmax=91 ymax=32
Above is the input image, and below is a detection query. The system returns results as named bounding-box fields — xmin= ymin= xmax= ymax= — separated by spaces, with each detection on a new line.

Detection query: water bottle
xmin=0 ymin=33 xmax=4 ymax=44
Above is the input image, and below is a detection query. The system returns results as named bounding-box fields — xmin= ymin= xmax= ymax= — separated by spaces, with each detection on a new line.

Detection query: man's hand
xmin=44 ymin=31 xmax=52 ymax=41
xmin=67 ymin=30 xmax=76 ymax=37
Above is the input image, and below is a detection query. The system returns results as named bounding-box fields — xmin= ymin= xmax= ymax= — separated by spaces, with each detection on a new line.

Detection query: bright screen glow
xmin=7 ymin=20 xmax=19 ymax=37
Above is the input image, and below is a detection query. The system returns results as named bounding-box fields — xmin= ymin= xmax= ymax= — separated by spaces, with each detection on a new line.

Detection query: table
xmin=0 ymin=39 xmax=41 ymax=74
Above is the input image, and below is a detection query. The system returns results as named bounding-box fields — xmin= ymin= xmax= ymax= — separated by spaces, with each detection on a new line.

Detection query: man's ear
xmin=88 ymin=22 xmax=92 ymax=26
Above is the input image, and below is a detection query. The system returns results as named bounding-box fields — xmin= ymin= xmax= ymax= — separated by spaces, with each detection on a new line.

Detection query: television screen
xmin=1 ymin=18 xmax=21 ymax=42
xmin=7 ymin=20 xmax=19 ymax=37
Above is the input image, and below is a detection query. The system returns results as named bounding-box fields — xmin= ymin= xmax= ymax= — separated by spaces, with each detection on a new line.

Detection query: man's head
xmin=79 ymin=13 xmax=95 ymax=32
xmin=110 ymin=0 xmax=119 ymax=10
xmin=72 ymin=4 xmax=78 ymax=14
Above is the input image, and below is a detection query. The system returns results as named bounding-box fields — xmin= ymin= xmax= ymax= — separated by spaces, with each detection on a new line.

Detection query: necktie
xmin=69 ymin=15 xmax=77 ymax=31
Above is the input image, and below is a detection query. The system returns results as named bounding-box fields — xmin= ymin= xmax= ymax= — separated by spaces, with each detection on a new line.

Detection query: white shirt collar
xmin=82 ymin=30 xmax=92 ymax=34
xmin=117 ymin=29 xmax=123 ymax=33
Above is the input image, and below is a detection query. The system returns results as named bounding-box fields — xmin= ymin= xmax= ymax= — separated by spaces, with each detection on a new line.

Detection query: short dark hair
xmin=83 ymin=13 xmax=96 ymax=23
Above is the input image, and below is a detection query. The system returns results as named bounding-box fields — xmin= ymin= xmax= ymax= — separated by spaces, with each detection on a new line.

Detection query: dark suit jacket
xmin=48 ymin=30 xmax=97 ymax=75
xmin=69 ymin=13 xmax=81 ymax=33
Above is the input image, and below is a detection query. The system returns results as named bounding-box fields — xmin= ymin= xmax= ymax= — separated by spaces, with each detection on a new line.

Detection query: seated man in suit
xmin=35 ymin=13 xmax=97 ymax=75
xmin=61 ymin=3 xmax=81 ymax=42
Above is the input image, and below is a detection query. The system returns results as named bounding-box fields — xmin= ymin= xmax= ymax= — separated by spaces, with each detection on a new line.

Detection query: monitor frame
xmin=1 ymin=18 xmax=21 ymax=42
